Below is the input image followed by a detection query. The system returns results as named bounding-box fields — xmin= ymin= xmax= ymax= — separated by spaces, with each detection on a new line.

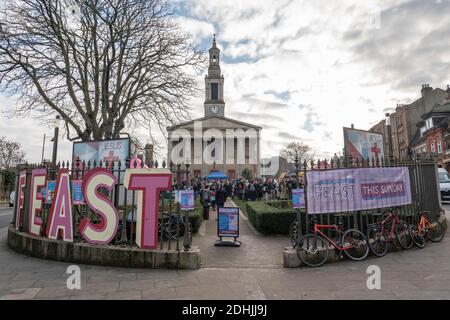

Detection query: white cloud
xmin=1 ymin=0 xmax=450 ymax=164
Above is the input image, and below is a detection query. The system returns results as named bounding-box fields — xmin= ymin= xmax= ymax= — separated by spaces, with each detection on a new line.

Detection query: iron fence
xmin=12 ymin=158 xmax=192 ymax=252
xmin=294 ymin=155 xmax=442 ymax=240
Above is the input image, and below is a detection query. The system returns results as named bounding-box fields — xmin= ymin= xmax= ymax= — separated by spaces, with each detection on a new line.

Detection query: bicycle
xmin=409 ymin=210 xmax=445 ymax=248
xmin=296 ymin=215 xmax=369 ymax=267
xmin=158 ymin=213 xmax=187 ymax=240
xmin=366 ymin=207 xmax=413 ymax=257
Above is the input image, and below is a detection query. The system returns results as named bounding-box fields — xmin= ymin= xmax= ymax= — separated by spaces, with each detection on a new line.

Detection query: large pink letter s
xmin=46 ymin=169 xmax=73 ymax=242
xmin=79 ymin=168 xmax=119 ymax=244
xmin=124 ymin=169 xmax=172 ymax=249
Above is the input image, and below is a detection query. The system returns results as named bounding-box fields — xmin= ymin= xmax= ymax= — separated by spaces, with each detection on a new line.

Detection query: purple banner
xmin=306 ymin=167 xmax=412 ymax=214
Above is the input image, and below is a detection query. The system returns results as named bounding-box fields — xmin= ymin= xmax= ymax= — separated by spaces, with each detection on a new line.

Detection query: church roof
xmin=166 ymin=114 xmax=262 ymax=131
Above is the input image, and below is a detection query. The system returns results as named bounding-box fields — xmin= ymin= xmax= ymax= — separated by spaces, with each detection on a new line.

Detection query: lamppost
xmin=176 ymin=163 xmax=182 ymax=189
xmin=51 ymin=115 xmax=61 ymax=166
xmin=294 ymin=154 xmax=300 ymax=186
xmin=184 ymin=160 xmax=190 ymax=184
xmin=385 ymin=113 xmax=393 ymax=163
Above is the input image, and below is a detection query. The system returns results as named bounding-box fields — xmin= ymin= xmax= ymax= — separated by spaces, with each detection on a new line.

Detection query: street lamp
xmin=51 ymin=115 xmax=61 ymax=166
xmin=385 ymin=113 xmax=393 ymax=163
xmin=294 ymin=154 xmax=300 ymax=185
xmin=184 ymin=159 xmax=190 ymax=183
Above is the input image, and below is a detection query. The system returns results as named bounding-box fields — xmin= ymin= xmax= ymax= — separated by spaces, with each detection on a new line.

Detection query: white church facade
xmin=167 ymin=37 xmax=262 ymax=179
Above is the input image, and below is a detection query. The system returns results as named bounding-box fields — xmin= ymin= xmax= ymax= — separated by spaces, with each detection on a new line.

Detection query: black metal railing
xmin=12 ymin=158 xmax=192 ymax=252
xmin=293 ymin=155 xmax=442 ymax=241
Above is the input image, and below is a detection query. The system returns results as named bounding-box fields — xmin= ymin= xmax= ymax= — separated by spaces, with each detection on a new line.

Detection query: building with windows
xmin=410 ymin=90 xmax=450 ymax=169
xmin=390 ymin=85 xmax=448 ymax=160
xmin=166 ymin=37 xmax=262 ymax=179
xmin=370 ymin=84 xmax=448 ymax=160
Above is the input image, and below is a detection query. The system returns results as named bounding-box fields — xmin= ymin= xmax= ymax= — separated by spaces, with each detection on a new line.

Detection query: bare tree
xmin=280 ymin=141 xmax=315 ymax=164
xmin=0 ymin=136 xmax=26 ymax=169
xmin=0 ymin=0 xmax=205 ymax=145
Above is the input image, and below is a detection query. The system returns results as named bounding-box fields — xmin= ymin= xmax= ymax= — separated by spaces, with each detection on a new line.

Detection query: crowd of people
xmin=173 ymin=176 xmax=303 ymax=220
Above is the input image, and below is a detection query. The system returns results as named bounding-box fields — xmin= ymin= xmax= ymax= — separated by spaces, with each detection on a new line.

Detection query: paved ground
xmin=1 ymin=204 xmax=450 ymax=299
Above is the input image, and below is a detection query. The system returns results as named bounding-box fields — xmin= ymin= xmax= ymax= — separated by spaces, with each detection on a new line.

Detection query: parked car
xmin=438 ymin=168 xmax=450 ymax=203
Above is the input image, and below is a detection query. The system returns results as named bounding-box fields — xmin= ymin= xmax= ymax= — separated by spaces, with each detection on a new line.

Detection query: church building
xmin=167 ymin=36 xmax=262 ymax=179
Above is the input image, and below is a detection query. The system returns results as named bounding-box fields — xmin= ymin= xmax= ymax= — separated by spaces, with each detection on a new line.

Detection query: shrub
xmin=185 ymin=199 xmax=203 ymax=234
xmin=245 ymin=201 xmax=301 ymax=234
xmin=232 ymin=199 xmax=247 ymax=216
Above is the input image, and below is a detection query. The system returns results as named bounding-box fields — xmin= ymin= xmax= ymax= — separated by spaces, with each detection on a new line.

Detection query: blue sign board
xmin=43 ymin=180 xmax=56 ymax=204
xmin=180 ymin=190 xmax=194 ymax=210
xmin=217 ymin=207 xmax=239 ymax=238
xmin=72 ymin=180 xmax=84 ymax=205
xmin=292 ymin=188 xmax=305 ymax=209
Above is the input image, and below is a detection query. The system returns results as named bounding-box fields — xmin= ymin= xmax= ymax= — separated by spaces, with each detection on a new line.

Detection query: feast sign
xmin=306 ymin=167 xmax=412 ymax=214
xmin=22 ymin=168 xmax=171 ymax=249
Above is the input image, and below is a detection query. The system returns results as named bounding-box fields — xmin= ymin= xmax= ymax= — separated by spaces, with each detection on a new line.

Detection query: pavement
xmin=1 ymin=203 xmax=450 ymax=299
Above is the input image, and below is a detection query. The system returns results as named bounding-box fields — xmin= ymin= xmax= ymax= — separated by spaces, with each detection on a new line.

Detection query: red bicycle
xmin=410 ymin=210 xmax=445 ymax=248
xmin=296 ymin=215 xmax=369 ymax=267
xmin=367 ymin=207 xmax=413 ymax=257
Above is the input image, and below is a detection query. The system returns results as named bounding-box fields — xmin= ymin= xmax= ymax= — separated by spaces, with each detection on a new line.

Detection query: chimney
xmin=421 ymin=83 xmax=434 ymax=112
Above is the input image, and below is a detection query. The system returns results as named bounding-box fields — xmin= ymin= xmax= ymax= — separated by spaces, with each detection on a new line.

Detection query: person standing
xmin=201 ymin=185 xmax=211 ymax=220
xmin=9 ymin=190 xmax=15 ymax=208
xmin=215 ymin=184 xmax=227 ymax=210
xmin=210 ymin=184 xmax=216 ymax=210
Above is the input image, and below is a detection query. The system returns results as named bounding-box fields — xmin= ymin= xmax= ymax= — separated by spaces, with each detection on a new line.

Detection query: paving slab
xmin=0 ymin=205 xmax=450 ymax=299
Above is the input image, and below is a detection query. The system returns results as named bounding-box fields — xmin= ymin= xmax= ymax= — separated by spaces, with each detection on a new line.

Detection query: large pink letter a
xmin=46 ymin=169 xmax=73 ymax=242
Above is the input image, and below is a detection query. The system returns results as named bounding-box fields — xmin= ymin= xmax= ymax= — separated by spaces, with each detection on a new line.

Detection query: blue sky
xmin=1 ymin=0 xmax=450 ymax=163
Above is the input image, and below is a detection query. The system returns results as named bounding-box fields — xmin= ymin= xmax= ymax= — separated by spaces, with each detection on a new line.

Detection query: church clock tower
xmin=204 ymin=35 xmax=225 ymax=117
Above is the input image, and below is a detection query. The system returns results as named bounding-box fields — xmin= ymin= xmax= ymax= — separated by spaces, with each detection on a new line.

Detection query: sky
xmin=1 ymin=0 xmax=450 ymax=164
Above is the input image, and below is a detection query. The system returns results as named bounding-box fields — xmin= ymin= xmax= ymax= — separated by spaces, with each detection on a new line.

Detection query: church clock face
xmin=210 ymin=105 xmax=219 ymax=114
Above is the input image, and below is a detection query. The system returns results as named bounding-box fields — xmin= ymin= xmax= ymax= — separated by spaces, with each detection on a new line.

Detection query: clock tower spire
xmin=204 ymin=34 xmax=225 ymax=117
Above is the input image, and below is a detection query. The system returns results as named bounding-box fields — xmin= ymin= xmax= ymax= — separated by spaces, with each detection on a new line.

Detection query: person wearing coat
xmin=215 ymin=184 xmax=227 ymax=210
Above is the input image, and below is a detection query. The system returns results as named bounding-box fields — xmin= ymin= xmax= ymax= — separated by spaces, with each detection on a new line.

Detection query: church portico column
xmin=256 ymin=130 xmax=261 ymax=177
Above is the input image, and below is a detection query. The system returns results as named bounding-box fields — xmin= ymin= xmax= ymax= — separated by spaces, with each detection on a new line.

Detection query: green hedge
xmin=245 ymin=201 xmax=301 ymax=235
xmin=185 ymin=199 xmax=204 ymax=234
xmin=232 ymin=199 xmax=247 ymax=216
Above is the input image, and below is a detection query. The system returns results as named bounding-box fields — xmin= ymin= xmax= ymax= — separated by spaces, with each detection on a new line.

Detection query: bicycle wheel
xmin=409 ymin=225 xmax=425 ymax=248
xmin=289 ymin=221 xmax=299 ymax=247
xmin=395 ymin=222 xmax=413 ymax=249
xmin=367 ymin=225 xmax=388 ymax=257
xmin=343 ymin=229 xmax=369 ymax=261
xmin=428 ymin=221 xmax=445 ymax=242
xmin=167 ymin=218 xmax=186 ymax=240
xmin=296 ymin=234 xmax=329 ymax=267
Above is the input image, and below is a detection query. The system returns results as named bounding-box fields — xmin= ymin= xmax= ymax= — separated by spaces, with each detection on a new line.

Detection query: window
xmin=398 ymin=132 xmax=404 ymax=144
xmin=420 ymin=127 xmax=425 ymax=137
xmin=426 ymin=118 xmax=434 ymax=129
xmin=211 ymin=83 xmax=218 ymax=100
xmin=431 ymin=142 xmax=436 ymax=153
xmin=438 ymin=140 xmax=442 ymax=153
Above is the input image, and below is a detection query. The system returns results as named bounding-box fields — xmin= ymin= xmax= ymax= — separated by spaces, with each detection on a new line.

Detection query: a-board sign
xmin=292 ymin=188 xmax=305 ymax=209
xmin=217 ymin=207 xmax=239 ymax=238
